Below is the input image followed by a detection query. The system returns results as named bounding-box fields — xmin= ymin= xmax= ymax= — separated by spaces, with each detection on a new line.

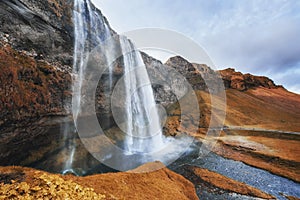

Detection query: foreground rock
xmin=0 ymin=162 xmax=199 ymax=200
xmin=0 ymin=168 xmax=105 ymax=199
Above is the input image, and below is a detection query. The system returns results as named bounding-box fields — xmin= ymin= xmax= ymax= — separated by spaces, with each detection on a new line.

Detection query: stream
xmin=168 ymin=142 xmax=300 ymax=200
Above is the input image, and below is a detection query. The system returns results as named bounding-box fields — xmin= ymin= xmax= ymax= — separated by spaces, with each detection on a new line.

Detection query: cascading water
xmin=72 ymin=0 xmax=112 ymax=121
xmin=65 ymin=0 xmax=113 ymax=174
xmin=69 ymin=0 xmax=167 ymax=172
xmin=119 ymin=36 xmax=164 ymax=154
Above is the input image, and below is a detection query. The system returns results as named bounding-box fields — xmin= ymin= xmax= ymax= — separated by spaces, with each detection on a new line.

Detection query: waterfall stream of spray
xmin=119 ymin=36 xmax=164 ymax=154
xmin=70 ymin=0 xmax=167 ymax=172
xmin=66 ymin=0 xmax=113 ymax=174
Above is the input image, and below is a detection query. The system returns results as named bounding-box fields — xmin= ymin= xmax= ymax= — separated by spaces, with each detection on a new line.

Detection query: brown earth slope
xmin=213 ymin=87 xmax=300 ymax=182
xmin=164 ymin=57 xmax=300 ymax=182
xmin=224 ymin=87 xmax=300 ymax=131
xmin=196 ymin=87 xmax=300 ymax=182
xmin=0 ymin=162 xmax=199 ymax=200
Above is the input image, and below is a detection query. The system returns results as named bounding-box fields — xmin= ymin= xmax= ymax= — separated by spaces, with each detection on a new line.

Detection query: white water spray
xmin=119 ymin=36 xmax=164 ymax=154
xmin=65 ymin=0 xmax=113 ymax=174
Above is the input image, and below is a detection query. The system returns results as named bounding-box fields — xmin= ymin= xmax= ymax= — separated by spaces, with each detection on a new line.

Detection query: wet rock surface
xmin=0 ymin=0 xmax=116 ymax=165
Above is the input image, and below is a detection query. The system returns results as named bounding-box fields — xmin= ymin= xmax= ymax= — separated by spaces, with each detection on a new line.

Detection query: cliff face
xmin=0 ymin=0 xmax=76 ymax=165
xmin=0 ymin=0 xmax=74 ymax=67
xmin=0 ymin=0 xmax=81 ymax=126
xmin=0 ymin=41 xmax=73 ymax=165
xmin=0 ymin=42 xmax=71 ymax=129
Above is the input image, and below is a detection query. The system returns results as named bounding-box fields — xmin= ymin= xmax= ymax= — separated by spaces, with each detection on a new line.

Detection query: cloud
xmin=270 ymin=65 xmax=300 ymax=93
xmin=202 ymin=18 xmax=300 ymax=72
xmin=195 ymin=1 xmax=300 ymax=93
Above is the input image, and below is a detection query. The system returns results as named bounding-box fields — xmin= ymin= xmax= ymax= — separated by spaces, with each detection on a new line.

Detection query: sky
xmin=92 ymin=0 xmax=300 ymax=94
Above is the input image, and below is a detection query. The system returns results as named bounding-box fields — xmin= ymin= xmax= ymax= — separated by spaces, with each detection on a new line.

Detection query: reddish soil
xmin=0 ymin=162 xmax=199 ymax=200
xmin=224 ymin=88 xmax=300 ymax=131
xmin=0 ymin=162 xmax=277 ymax=199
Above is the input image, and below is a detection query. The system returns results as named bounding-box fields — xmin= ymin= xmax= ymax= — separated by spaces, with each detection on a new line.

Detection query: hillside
xmin=163 ymin=56 xmax=300 ymax=182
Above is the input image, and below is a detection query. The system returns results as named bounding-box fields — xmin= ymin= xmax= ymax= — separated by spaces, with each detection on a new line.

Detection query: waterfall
xmin=69 ymin=0 xmax=166 ymax=172
xmin=72 ymin=0 xmax=112 ymax=122
xmin=119 ymin=36 xmax=164 ymax=154
xmin=64 ymin=0 xmax=113 ymax=174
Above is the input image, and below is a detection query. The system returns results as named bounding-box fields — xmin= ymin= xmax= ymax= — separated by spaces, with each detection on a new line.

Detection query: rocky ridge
xmin=164 ymin=55 xmax=281 ymax=92
xmin=220 ymin=68 xmax=279 ymax=91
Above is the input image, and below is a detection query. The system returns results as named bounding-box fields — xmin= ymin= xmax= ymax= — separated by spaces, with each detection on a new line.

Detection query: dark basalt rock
xmin=0 ymin=0 xmax=75 ymax=165
xmin=163 ymin=56 xmax=280 ymax=92
xmin=0 ymin=0 xmax=74 ymax=68
xmin=163 ymin=55 xmax=225 ymax=94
